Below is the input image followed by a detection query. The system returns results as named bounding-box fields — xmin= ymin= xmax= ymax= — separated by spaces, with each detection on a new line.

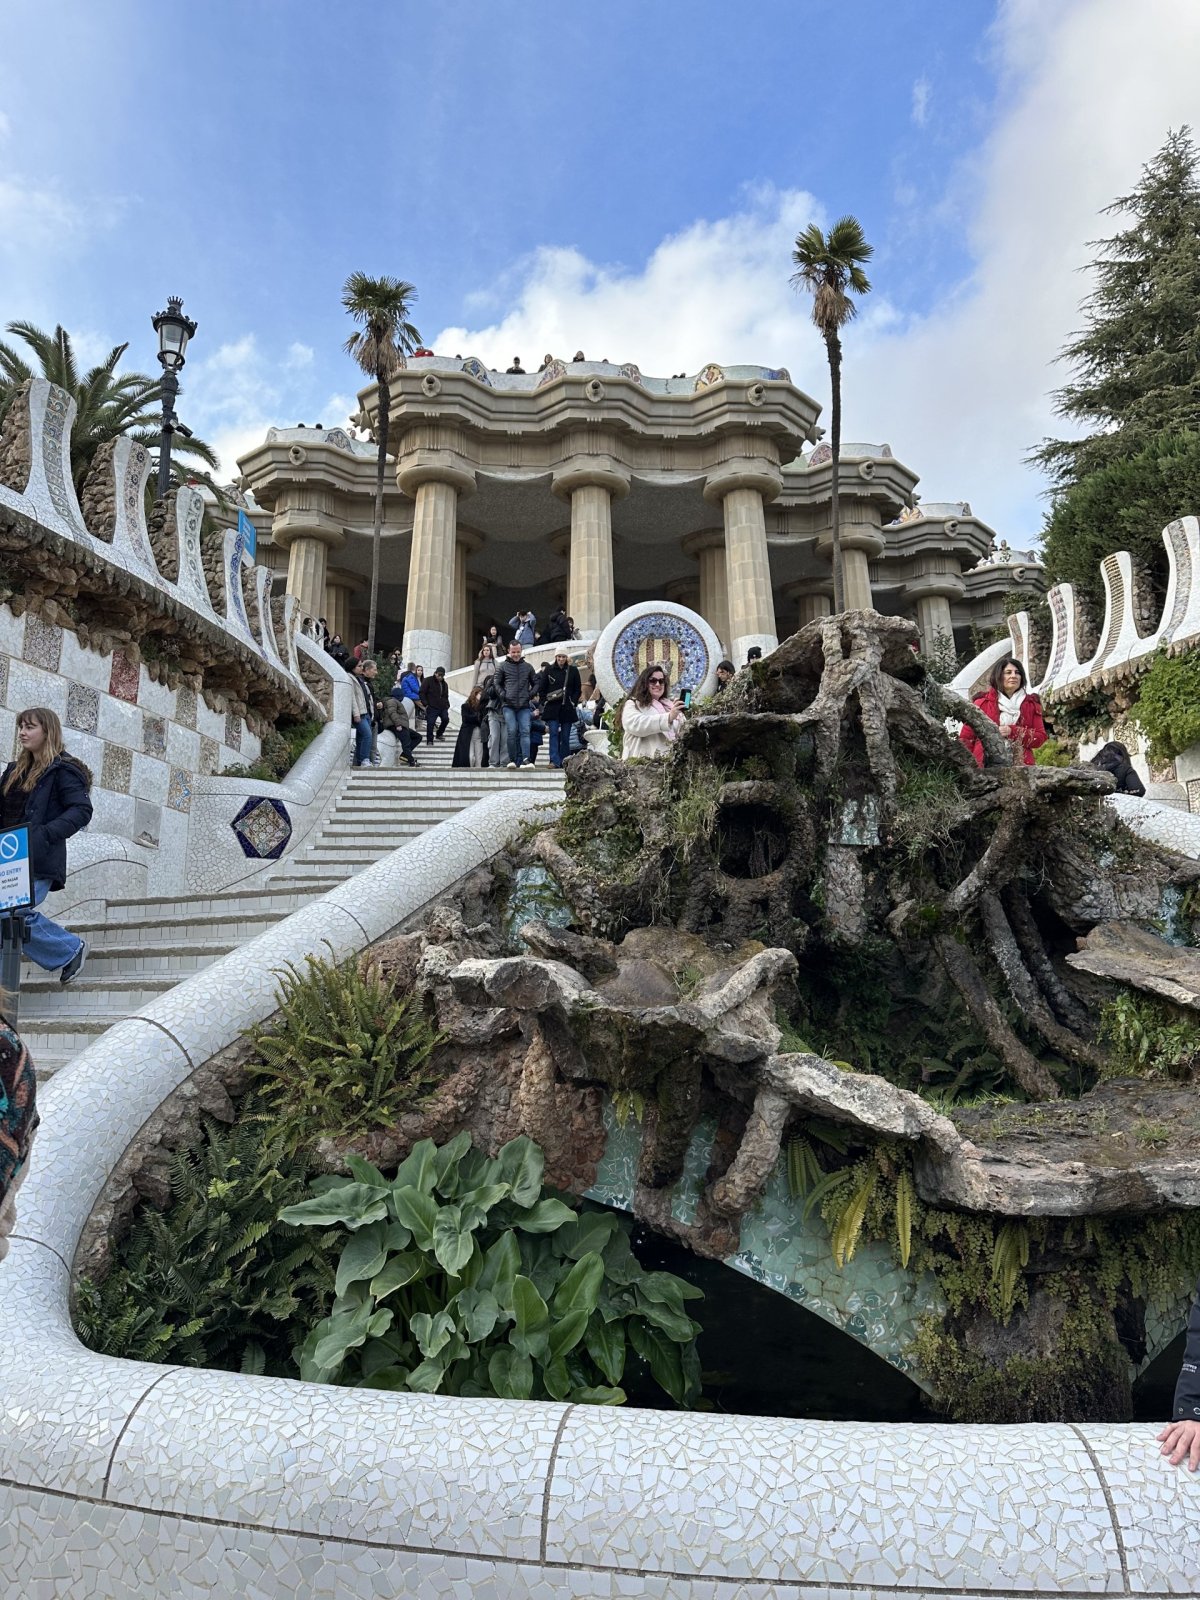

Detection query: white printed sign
xmin=0 ymin=826 xmax=33 ymax=911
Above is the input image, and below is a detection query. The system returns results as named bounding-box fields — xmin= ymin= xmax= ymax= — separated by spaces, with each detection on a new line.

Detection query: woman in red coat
xmin=959 ymin=658 xmax=1047 ymax=767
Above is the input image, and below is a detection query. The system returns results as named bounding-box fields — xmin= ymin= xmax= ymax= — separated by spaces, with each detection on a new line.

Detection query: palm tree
xmin=0 ymin=321 xmax=218 ymax=495
xmin=790 ymin=218 xmax=873 ymax=613
xmin=341 ymin=273 xmax=421 ymax=656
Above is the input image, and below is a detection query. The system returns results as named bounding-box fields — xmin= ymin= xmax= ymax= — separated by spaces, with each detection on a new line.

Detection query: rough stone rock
xmin=450 ymin=956 xmax=593 ymax=1013
xmin=79 ymin=440 xmax=118 ymax=542
xmin=519 ymin=921 xmax=620 ymax=981
xmin=0 ymin=382 xmax=33 ymax=494
xmin=1066 ymin=920 xmax=1200 ymax=1009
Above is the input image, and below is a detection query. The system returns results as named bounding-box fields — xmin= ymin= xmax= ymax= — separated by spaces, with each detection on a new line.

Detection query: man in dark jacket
xmin=423 ymin=667 xmax=450 ymax=743
xmin=536 ymin=650 xmax=581 ymax=767
xmin=493 ymin=640 xmax=538 ymax=768
xmin=381 ymin=688 xmax=418 ymax=767
xmin=1159 ymin=1286 xmax=1200 ymax=1469
xmin=544 ymin=608 xmax=572 ymax=644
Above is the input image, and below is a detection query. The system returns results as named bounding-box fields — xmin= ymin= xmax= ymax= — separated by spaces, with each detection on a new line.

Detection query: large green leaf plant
xmin=281 ymin=1133 xmax=703 ymax=1407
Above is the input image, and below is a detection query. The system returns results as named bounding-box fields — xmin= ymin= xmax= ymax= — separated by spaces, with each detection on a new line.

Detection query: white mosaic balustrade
xmin=3 ymin=789 xmax=1199 ymax=1596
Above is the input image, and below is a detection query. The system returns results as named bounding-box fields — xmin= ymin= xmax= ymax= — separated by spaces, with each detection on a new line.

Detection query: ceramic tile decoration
xmin=232 ymin=795 xmax=292 ymax=858
xmin=64 ymin=681 xmax=100 ymax=735
xmin=108 ymin=649 xmax=140 ymax=703
xmin=167 ymin=766 xmax=194 ymax=813
xmin=593 ymin=601 xmax=721 ymax=704
xmin=199 ymin=734 xmax=220 ymax=775
xmin=141 ymin=712 xmax=167 ymax=756
xmin=174 ymin=682 xmax=197 ymax=728
xmin=100 ymin=741 xmax=133 ymax=794
xmin=0 ymin=654 xmax=9 ymax=708
xmin=224 ymin=708 xmax=242 ymax=750
xmin=22 ymin=611 xmax=62 ymax=672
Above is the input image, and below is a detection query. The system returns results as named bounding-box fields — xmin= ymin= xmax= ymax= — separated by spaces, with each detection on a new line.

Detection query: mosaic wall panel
xmin=224 ymin=710 xmax=242 ymax=751
xmin=0 ymin=656 xmax=10 ymax=709
xmin=199 ymin=734 xmax=220 ymax=776
xmin=65 ymin=682 xmax=99 ymax=735
xmin=100 ymin=742 xmax=133 ymax=795
xmin=174 ymin=683 xmax=197 ymax=729
xmin=22 ymin=612 xmax=62 ymax=673
xmin=108 ymin=651 xmax=140 ymax=704
xmin=142 ymin=714 xmax=166 ymax=757
xmin=231 ymin=795 xmax=292 ymax=859
xmin=167 ymin=767 xmax=194 ymax=814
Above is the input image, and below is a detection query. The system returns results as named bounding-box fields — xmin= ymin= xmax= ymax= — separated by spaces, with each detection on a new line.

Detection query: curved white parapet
xmin=2 ymin=803 xmax=1199 ymax=1593
xmin=1009 ymin=517 xmax=1200 ymax=699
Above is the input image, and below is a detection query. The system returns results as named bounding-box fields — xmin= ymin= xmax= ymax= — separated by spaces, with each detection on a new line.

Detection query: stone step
xmin=19 ymin=973 xmax=180 ymax=1014
xmin=23 ymin=941 xmax=235 ymax=980
xmin=69 ymin=909 xmax=292 ymax=946
xmin=99 ymin=886 xmax=327 ymax=923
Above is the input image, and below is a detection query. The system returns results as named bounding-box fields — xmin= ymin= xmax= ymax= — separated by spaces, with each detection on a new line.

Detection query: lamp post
xmin=151 ymin=296 xmax=197 ymax=501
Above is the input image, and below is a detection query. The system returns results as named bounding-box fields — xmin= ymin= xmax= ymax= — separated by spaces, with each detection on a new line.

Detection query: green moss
xmin=1134 ymin=647 xmax=1200 ymax=762
xmin=1098 ymin=991 xmax=1200 ymax=1078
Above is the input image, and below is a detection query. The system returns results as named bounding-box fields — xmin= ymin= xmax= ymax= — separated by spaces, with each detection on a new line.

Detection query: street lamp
xmin=151 ymin=296 xmax=197 ymax=500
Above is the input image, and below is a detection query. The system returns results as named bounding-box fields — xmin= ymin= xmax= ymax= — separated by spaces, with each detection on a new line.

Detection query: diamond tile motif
xmin=100 ymin=742 xmax=133 ymax=794
xmin=166 ymin=767 xmax=193 ymax=813
xmin=231 ymin=795 xmax=292 ymax=859
xmin=0 ymin=655 xmax=9 ymax=708
xmin=65 ymin=682 xmax=100 ymax=735
xmin=142 ymin=714 xmax=166 ymax=757
xmin=174 ymin=683 xmax=197 ymax=729
xmin=224 ymin=709 xmax=242 ymax=751
xmin=199 ymin=734 xmax=220 ymax=776
xmin=23 ymin=612 xmax=62 ymax=673
xmin=108 ymin=650 xmax=140 ymax=703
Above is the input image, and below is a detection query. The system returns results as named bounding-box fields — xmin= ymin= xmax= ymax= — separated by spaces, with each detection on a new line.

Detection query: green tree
xmin=791 ymin=217 xmax=874 ymax=613
xmin=0 ymin=321 xmax=219 ymax=495
xmin=341 ymin=273 xmax=421 ymax=655
xmin=1033 ymin=128 xmax=1200 ymax=608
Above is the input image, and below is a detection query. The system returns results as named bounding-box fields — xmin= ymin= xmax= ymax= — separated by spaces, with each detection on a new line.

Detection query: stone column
xmin=324 ymin=566 xmax=364 ymax=643
xmin=815 ymin=508 xmax=885 ymax=615
xmin=783 ymin=580 xmax=833 ymax=632
xmin=272 ymin=514 xmax=344 ymax=628
xmin=452 ymin=532 xmax=483 ymax=670
xmin=551 ymin=460 xmax=631 ymax=635
xmin=703 ymin=463 xmax=782 ymax=663
xmin=905 ymin=571 xmax=965 ymax=654
xmin=682 ymin=530 xmax=732 ymax=657
xmin=398 ymin=460 xmax=476 ymax=669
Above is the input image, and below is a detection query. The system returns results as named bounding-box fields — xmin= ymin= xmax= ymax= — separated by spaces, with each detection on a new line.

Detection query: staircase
xmin=19 ymin=734 xmax=565 ymax=1079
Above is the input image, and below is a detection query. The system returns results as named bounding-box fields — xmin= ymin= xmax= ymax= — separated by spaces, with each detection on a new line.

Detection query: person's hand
xmin=1158 ymin=1419 xmax=1200 ymax=1470
xmin=666 ymin=698 xmax=685 ymax=720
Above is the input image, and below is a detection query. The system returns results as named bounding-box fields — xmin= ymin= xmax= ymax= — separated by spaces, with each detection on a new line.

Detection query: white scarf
xmin=997 ymin=688 xmax=1026 ymax=729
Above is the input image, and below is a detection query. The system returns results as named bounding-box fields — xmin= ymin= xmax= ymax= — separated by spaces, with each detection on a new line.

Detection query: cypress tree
xmin=1034 ymin=128 xmax=1200 ymax=607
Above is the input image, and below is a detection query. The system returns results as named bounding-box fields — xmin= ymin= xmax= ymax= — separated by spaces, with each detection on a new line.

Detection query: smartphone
xmin=682 ymin=689 xmax=692 ymax=709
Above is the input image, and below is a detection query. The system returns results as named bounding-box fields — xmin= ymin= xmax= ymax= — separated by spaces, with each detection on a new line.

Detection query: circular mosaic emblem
xmin=594 ymin=602 xmax=721 ymax=705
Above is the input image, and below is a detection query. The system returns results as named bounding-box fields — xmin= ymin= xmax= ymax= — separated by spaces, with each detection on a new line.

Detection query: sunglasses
xmin=648 ymin=676 xmax=666 ymax=685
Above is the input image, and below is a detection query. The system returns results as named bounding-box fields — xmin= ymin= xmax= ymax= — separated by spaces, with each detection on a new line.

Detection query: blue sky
xmin=2 ymin=0 xmax=1198 ymax=543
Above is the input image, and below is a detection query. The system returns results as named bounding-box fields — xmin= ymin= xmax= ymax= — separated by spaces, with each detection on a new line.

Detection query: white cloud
xmin=185 ymin=334 xmax=358 ymax=477
xmin=911 ymin=76 xmax=932 ymax=127
xmin=432 ymin=0 xmax=1200 ymax=544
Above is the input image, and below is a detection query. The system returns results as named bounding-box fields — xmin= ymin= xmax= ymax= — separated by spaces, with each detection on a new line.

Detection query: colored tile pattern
xmin=40 ymin=381 xmax=81 ymax=526
xmin=174 ymin=683 xmax=197 ymax=729
xmin=224 ymin=710 xmax=242 ymax=751
xmin=108 ymin=651 xmax=140 ymax=703
xmin=199 ymin=734 xmax=220 ymax=776
xmin=694 ymin=362 xmax=725 ymax=390
xmin=0 ymin=656 xmax=9 ymax=708
xmin=65 ymin=682 xmax=99 ymax=735
xmin=231 ymin=795 xmax=291 ymax=859
xmin=100 ymin=742 xmax=133 ymax=794
xmin=22 ymin=613 xmax=61 ymax=673
xmin=142 ymin=714 xmax=166 ymax=757
xmin=167 ymin=767 xmax=193 ymax=813
xmin=460 ymin=357 xmax=492 ymax=386
xmin=610 ymin=611 xmax=711 ymax=693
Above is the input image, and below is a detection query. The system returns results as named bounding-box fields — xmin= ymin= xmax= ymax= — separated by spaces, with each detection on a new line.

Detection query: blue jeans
xmin=502 ymin=705 xmax=531 ymax=764
xmin=23 ymin=879 xmax=82 ymax=972
xmin=548 ymin=721 xmax=570 ymax=767
xmin=353 ymin=718 xmax=373 ymax=766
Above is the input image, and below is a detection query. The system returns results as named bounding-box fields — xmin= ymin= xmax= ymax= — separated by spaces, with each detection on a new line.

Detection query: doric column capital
xmin=270 ymin=512 xmax=346 ymax=556
xmin=325 ymin=564 xmax=366 ymax=593
xmin=550 ymin=457 xmax=632 ymax=502
xmin=814 ymin=525 xmax=886 ymax=563
xmin=455 ymin=527 xmax=485 ymax=556
xmin=665 ymin=577 xmax=701 ymax=607
xmin=902 ymin=570 xmax=966 ymax=605
xmin=680 ymin=528 xmax=727 ymax=560
xmin=548 ymin=526 xmax=621 ymax=561
xmin=702 ymin=460 xmax=783 ymax=506
xmin=396 ymin=456 xmax=477 ymax=499
xmin=781 ymin=577 xmax=833 ymax=602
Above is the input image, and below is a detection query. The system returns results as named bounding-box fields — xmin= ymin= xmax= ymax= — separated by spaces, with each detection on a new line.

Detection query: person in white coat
xmin=620 ymin=663 xmax=685 ymax=759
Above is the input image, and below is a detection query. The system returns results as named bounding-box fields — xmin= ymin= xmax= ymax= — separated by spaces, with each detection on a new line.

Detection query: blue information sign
xmin=237 ymin=508 xmax=257 ymax=562
xmin=0 ymin=825 xmax=33 ymax=911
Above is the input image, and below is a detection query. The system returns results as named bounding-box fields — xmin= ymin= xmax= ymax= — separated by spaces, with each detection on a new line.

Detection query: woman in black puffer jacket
xmin=1087 ymin=741 xmax=1146 ymax=796
xmin=0 ymin=707 xmax=93 ymax=983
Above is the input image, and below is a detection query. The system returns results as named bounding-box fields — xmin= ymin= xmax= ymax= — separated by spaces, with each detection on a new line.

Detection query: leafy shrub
xmin=1033 ymin=737 xmax=1076 ymax=767
xmin=281 ymin=1133 xmax=703 ymax=1406
xmin=222 ymin=717 xmax=324 ymax=781
xmin=891 ymin=759 xmax=970 ymax=862
xmin=1133 ymin=648 xmax=1200 ymax=763
xmin=75 ymin=1111 xmax=338 ymax=1374
xmin=1098 ymin=991 xmax=1200 ymax=1078
xmin=249 ymin=951 xmax=445 ymax=1152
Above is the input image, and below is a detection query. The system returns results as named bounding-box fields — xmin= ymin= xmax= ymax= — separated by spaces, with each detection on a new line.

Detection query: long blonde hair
xmin=5 ymin=707 xmax=66 ymax=794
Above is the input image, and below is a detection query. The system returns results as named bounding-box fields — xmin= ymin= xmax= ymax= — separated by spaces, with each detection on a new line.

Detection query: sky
xmin=1 ymin=0 xmax=1198 ymax=545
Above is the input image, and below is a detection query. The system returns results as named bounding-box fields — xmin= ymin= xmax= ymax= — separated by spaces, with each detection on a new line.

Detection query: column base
xmin=401 ymin=628 xmax=453 ymax=672
xmin=731 ymin=631 xmax=778 ymax=666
